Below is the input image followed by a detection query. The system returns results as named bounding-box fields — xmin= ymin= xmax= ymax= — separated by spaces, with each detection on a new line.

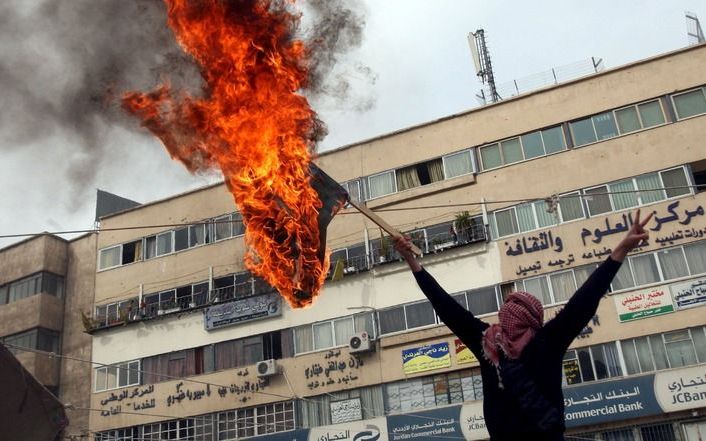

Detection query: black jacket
xmin=412 ymin=257 xmax=622 ymax=441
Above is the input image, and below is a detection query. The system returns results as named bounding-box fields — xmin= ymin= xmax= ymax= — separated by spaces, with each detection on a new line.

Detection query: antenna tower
xmin=468 ymin=29 xmax=500 ymax=103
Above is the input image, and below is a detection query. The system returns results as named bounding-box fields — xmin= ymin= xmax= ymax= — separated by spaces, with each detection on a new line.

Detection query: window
xmin=214 ymin=215 xmax=232 ymax=241
xmin=367 ymin=171 xmax=396 ymax=199
xmin=562 ymin=343 xmax=622 ymax=386
xmin=189 ymin=223 xmax=210 ymax=247
xmin=294 ymin=312 xmax=375 ymax=354
xmin=684 ymin=241 xmax=706 ymax=274
xmin=522 ymin=276 xmax=551 ymax=305
xmin=657 ymin=248 xmax=689 ymax=280
xmin=584 ymin=186 xmax=612 ymax=215
xmin=99 ymin=246 xmax=121 ymax=270
xmin=558 ymin=192 xmax=584 ymax=222
xmin=629 ymin=254 xmax=660 ymax=286
xmin=490 ymin=208 xmax=519 ymax=238
xmin=217 ymin=401 xmax=294 ymax=438
xmin=121 ymin=240 xmax=142 ymax=265
xmin=385 ymin=368 xmax=483 ymax=413
xmin=443 ymin=150 xmax=474 ymax=178
xmin=570 ymin=118 xmax=597 ymax=146
xmin=95 ymin=360 xmax=140 ymax=392
xmin=672 ymin=87 xmax=706 ymax=119
xmin=571 ymin=112 xmax=619 ymax=147
xmin=6 ymin=272 xmax=63 ymax=303
xmin=378 ymin=307 xmax=406 ymax=335
xmin=615 ymin=100 xmax=665 ymax=134
xmin=660 ymin=167 xmax=690 ymax=198
xmin=549 ymin=271 xmax=576 ymax=303
xmin=174 ymin=227 xmax=189 ymax=251
xmin=156 ymin=231 xmax=173 ymax=256
xmin=621 ymin=326 xmax=706 ymax=374
xmin=341 ymin=180 xmax=362 ymax=202
xmin=465 ymin=286 xmax=500 ymax=315
xmin=405 ymin=301 xmax=436 ymax=329
xmin=478 ymin=128 xmax=566 ymax=171
xmin=395 ymin=159 xmax=445 ymax=191
xmin=479 ymin=143 xmax=502 ymax=169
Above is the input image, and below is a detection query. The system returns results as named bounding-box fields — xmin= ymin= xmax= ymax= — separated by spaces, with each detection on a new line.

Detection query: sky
xmin=1 ymin=0 xmax=705 ymax=248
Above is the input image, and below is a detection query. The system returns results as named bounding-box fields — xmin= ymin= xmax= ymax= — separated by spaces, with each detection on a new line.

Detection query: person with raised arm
xmin=393 ymin=209 xmax=653 ymax=441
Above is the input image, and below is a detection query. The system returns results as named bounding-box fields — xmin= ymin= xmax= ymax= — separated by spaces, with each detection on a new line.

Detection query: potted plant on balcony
xmin=454 ymin=211 xmax=473 ymax=244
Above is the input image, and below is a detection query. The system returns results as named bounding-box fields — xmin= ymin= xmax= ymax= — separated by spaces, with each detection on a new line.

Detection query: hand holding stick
xmin=394 ymin=236 xmax=423 ymax=272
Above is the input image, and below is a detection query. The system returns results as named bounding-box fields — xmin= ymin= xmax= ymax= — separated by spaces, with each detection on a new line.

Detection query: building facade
xmin=85 ymin=44 xmax=706 ymax=441
xmin=0 ymin=233 xmax=96 ymax=438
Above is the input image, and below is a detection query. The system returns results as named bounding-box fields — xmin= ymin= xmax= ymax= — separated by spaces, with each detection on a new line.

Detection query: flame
xmin=123 ymin=0 xmax=329 ymax=308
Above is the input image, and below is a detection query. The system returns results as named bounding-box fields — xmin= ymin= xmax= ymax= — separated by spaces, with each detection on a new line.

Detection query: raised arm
xmin=543 ymin=209 xmax=652 ymax=352
xmin=394 ymin=237 xmax=488 ymax=353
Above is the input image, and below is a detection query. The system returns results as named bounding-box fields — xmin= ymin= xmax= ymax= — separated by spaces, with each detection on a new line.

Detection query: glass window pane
xmin=657 ymin=248 xmax=689 ymax=280
xmin=630 ymin=254 xmax=660 ymax=286
xmin=609 ymin=179 xmax=639 ymax=211
xmin=95 ymin=368 xmax=107 ymax=392
xmin=333 ymin=318 xmax=355 ymax=346
xmin=215 ymin=215 xmax=232 ymax=241
xmin=294 ymin=326 xmax=313 ymax=354
xmin=649 ymin=335 xmax=669 ymax=370
xmin=577 ymin=348 xmax=595 ymax=382
xmin=480 ymin=144 xmax=502 ymax=170
xmin=533 ymin=200 xmax=557 ymax=228
xmin=661 ymin=168 xmax=690 ymax=198
xmin=157 ymin=232 xmax=173 ymax=256
xmin=541 ymin=126 xmax=566 ymax=154
xmin=550 ymin=271 xmax=576 ymax=303
xmin=368 ymin=171 xmax=396 ymax=199
xmin=467 ymin=287 xmax=498 ymax=315
xmin=494 ymin=209 xmax=518 ymax=237
xmin=354 ymin=312 xmax=375 ymax=338
xmin=635 ymin=336 xmax=654 ymax=372
xmin=118 ymin=363 xmax=129 ymax=386
xmin=638 ymin=100 xmax=665 ymax=128
xmin=106 ymin=366 xmax=118 ymax=390
xmin=174 ymin=227 xmax=189 ymax=251
xmin=615 ymin=106 xmax=641 ymax=133
xmin=673 ymin=89 xmax=706 ymax=119
xmin=128 ymin=361 xmax=140 ymax=385
xmin=621 ymin=340 xmax=640 ymax=375
xmin=570 ymin=118 xmax=597 ymax=147
xmin=378 ymin=307 xmax=406 ymax=334
xmin=684 ymin=241 xmax=706 ymax=275
xmin=591 ymin=112 xmax=618 ymax=140
xmin=691 ymin=327 xmax=706 ymax=363
xmin=664 ymin=331 xmax=697 ymax=367
xmin=521 ymin=132 xmax=544 ymax=159
xmin=189 ymin=224 xmax=207 ymax=247
xmin=501 ymin=138 xmax=523 ymax=164
xmin=452 ymin=292 xmax=468 ymax=309
xmin=443 ymin=151 xmax=473 ymax=178
xmin=574 ymin=264 xmax=598 ymax=288
xmin=611 ymin=263 xmax=635 ymax=291
xmin=591 ymin=346 xmax=610 ymax=380
xmin=515 ymin=203 xmax=536 ymax=232
xmin=99 ymin=247 xmax=121 ymax=269
xmin=232 ymin=212 xmax=245 ymax=236
xmin=585 ymin=186 xmax=612 ymax=216
xmin=313 ymin=322 xmax=334 ymax=350
xmin=523 ymin=276 xmax=551 ymax=305
xmin=558 ymin=193 xmax=584 ymax=222
xmin=145 ymin=236 xmax=156 ymax=260
xmin=405 ymin=301 xmax=436 ymax=329
xmin=636 ymin=173 xmax=665 ymax=204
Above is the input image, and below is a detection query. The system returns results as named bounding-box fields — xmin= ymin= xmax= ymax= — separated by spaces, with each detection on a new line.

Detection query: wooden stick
xmin=347 ymin=200 xmax=423 ymax=256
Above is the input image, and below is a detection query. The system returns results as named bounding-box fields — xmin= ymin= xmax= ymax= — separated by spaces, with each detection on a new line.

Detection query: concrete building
xmin=85 ymin=43 xmax=706 ymax=441
xmin=0 ymin=233 xmax=96 ymax=439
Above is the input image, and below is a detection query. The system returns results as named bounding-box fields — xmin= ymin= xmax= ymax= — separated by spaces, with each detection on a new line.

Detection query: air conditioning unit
xmin=348 ymin=331 xmax=373 ymax=354
xmin=256 ymin=359 xmax=280 ymax=377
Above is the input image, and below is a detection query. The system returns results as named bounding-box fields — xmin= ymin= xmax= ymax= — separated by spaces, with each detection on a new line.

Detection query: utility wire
xmin=0 ymin=183 xmax=702 ymax=240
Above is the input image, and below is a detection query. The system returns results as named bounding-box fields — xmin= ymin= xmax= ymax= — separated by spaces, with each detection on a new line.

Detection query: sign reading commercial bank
xmin=203 ymin=292 xmax=281 ymax=330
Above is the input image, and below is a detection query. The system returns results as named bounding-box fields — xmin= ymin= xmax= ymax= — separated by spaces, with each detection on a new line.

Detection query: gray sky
xmin=1 ymin=0 xmax=705 ymax=248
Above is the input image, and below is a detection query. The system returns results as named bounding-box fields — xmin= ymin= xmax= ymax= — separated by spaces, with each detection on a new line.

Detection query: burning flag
xmin=123 ymin=0 xmax=348 ymax=308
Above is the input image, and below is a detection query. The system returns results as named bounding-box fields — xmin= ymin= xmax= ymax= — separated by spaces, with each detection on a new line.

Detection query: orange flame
xmin=123 ymin=0 xmax=329 ymax=308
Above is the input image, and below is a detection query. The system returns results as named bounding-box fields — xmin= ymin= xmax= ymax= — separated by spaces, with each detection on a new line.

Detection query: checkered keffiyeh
xmin=482 ymin=291 xmax=544 ymax=366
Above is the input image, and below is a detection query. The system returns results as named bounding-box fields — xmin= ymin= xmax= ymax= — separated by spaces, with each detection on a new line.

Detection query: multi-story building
xmin=85 ymin=43 xmax=706 ymax=441
xmin=0 ymin=232 xmax=96 ymax=439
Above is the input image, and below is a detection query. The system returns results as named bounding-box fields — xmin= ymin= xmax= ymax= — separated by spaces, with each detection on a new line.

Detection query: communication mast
xmin=468 ymin=29 xmax=500 ymax=103
xmin=686 ymin=12 xmax=705 ymax=45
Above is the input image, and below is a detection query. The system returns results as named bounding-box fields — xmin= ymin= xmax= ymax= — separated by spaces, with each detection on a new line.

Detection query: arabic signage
xmin=563 ymin=374 xmax=660 ymax=427
xmin=614 ymin=285 xmax=674 ymax=322
xmin=249 ymin=429 xmax=310 ymax=441
xmin=454 ymin=339 xmax=478 ymax=365
xmin=387 ymin=405 xmax=463 ymax=441
xmin=402 ymin=343 xmax=451 ymax=375
xmin=308 ymin=418 xmax=386 ymax=441
xmin=654 ymin=365 xmax=706 ymax=412
xmin=330 ymin=398 xmax=363 ymax=424
xmin=670 ymin=278 xmax=706 ymax=310
xmin=501 ymin=196 xmax=706 ymax=280
xmin=304 ymin=349 xmax=364 ymax=391
xmin=459 ymin=401 xmax=489 ymax=440
xmin=203 ymin=292 xmax=281 ymax=330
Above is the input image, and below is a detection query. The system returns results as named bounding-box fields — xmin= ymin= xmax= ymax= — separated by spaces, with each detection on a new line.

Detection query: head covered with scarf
xmin=482 ymin=291 xmax=544 ymax=366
